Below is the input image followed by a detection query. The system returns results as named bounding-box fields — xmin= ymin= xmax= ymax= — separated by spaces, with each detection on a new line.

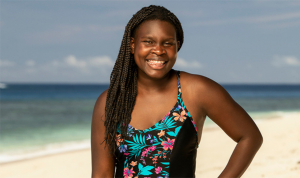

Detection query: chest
xmin=130 ymin=89 xmax=178 ymax=130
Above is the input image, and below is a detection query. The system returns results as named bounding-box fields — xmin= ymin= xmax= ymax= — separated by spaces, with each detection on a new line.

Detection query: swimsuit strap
xmin=175 ymin=70 xmax=182 ymax=94
xmin=175 ymin=69 xmax=199 ymax=147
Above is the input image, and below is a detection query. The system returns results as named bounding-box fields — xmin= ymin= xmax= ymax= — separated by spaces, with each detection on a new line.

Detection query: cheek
xmin=134 ymin=45 xmax=149 ymax=59
xmin=167 ymin=47 xmax=178 ymax=59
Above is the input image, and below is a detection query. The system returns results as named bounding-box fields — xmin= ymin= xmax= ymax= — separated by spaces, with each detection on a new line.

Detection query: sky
xmin=1 ymin=0 xmax=300 ymax=84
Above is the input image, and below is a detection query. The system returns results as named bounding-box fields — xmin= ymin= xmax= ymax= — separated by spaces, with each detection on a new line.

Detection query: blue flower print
xmin=150 ymin=137 xmax=157 ymax=143
xmin=175 ymin=105 xmax=182 ymax=111
xmin=146 ymin=134 xmax=152 ymax=140
xmin=119 ymin=144 xmax=127 ymax=153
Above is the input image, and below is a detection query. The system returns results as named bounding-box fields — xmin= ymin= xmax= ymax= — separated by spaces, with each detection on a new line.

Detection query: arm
xmin=200 ymin=79 xmax=263 ymax=177
xmin=91 ymin=90 xmax=115 ymax=178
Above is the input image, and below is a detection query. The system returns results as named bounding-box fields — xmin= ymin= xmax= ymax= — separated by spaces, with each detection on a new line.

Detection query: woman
xmin=91 ymin=5 xmax=263 ymax=178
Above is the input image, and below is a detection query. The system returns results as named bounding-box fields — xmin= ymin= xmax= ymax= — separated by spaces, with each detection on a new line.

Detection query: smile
xmin=146 ymin=60 xmax=167 ymax=65
xmin=146 ymin=59 xmax=167 ymax=69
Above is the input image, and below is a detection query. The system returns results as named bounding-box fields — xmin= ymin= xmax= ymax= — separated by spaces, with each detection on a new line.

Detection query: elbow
xmin=256 ymin=131 xmax=263 ymax=148
xmin=248 ymin=131 xmax=263 ymax=150
xmin=240 ymin=130 xmax=263 ymax=150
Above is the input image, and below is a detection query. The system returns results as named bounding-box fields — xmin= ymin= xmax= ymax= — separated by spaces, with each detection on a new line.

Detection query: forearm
xmin=218 ymin=135 xmax=263 ymax=178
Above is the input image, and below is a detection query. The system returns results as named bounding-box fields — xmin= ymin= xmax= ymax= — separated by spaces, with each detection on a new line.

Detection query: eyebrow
xmin=140 ymin=36 xmax=175 ymax=40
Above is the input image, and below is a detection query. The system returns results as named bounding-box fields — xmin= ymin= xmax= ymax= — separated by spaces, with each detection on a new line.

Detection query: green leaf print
xmin=138 ymin=163 xmax=154 ymax=176
xmin=128 ymin=148 xmax=141 ymax=159
xmin=160 ymin=162 xmax=170 ymax=165
xmin=154 ymin=117 xmax=176 ymax=130
xmin=126 ymin=134 xmax=148 ymax=150
xmin=167 ymin=126 xmax=182 ymax=137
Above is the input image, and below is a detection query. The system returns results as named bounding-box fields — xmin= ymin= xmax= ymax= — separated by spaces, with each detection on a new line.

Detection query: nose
xmin=151 ymin=44 xmax=165 ymax=55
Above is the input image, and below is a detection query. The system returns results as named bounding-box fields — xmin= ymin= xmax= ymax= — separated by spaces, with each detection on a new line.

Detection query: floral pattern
xmin=115 ymin=71 xmax=198 ymax=177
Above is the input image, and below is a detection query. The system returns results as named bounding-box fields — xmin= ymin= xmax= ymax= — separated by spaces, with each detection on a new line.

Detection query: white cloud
xmin=1 ymin=55 xmax=115 ymax=83
xmin=174 ymin=58 xmax=202 ymax=69
xmin=45 ymin=55 xmax=115 ymax=74
xmin=65 ymin=55 xmax=87 ymax=68
xmin=25 ymin=60 xmax=35 ymax=67
xmin=0 ymin=60 xmax=15 ymax=67
xmin=63 ymin=55 xmax=114 ymax=67
xmin=88 ymin=56 xmax=115 ymax=66
xmin=272 ymin=55 xmax=300 ymax=67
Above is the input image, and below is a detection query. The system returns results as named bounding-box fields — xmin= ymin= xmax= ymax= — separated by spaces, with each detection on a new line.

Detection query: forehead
xmin=134 ymin=20 xmax=177 ymax=39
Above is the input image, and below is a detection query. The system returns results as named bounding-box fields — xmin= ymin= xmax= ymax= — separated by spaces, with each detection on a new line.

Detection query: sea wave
xmin=0 ymin=139 xmax=90 ymax=164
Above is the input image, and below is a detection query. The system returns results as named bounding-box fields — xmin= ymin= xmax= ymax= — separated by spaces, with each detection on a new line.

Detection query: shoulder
xmin=179 ymin=71 xmax=232 ymax=108
xmin=93 ymin=89 xmax=108 ymax=121
xmin=179 ymin=71 xmax=227 ymax=96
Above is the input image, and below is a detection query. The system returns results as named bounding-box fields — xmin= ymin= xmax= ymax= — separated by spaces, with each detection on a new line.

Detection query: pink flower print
xmin=141 ymin=150 xmax=147 ymax=157
xmin=166 ymin=112 xmax=170 ymax=117
xmin=123 ymin=167 xmax=135 ymax=178
xmin=150 ymin=145 xmax=156 ymax=151
xmin=173 ymin=110 xmax=186 ymax=122
xmin=155 ymin=166 xmax=162 ymax=174
xmin=161 ymin=138 xmax=175 ymax=150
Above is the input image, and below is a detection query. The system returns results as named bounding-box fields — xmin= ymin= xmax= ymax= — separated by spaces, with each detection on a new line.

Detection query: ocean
xmin=1 ymin=83 xmax=300 ymax=163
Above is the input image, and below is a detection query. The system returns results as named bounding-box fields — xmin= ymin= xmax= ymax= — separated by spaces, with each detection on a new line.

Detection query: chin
xmin=143 ymin=68 xmax=173 ymax=79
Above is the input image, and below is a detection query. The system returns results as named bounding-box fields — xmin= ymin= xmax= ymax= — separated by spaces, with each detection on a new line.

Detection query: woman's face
xmin=131 ymin=20 xmax=180 ymax=79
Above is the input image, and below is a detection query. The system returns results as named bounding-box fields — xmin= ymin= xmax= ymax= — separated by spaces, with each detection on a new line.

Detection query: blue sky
xmin=1 ymin=0 xmax=300 ymax=84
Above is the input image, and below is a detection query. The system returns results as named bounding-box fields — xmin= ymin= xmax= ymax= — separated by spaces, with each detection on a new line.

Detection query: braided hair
xmin=104 ymin=5 xmax=184 ymax=155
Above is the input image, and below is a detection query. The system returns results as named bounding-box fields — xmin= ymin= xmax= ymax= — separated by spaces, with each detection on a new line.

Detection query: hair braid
xmin=104 ymin=5 xmax=184 ymax=156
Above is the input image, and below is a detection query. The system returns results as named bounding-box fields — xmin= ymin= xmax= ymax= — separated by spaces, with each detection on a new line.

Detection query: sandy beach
xmin=1 ymin=112 xmax=300 ymax=178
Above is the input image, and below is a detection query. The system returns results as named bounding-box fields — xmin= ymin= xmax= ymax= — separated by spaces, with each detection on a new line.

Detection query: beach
xmin=1 ymin=111 xmax=299 ymax=178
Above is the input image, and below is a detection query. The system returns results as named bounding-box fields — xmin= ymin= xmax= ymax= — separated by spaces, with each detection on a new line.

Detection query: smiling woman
xmin=131 ymin=20 xmax=180 ymax=79
xmin=91 ymin=5 xmax=263 ymax=178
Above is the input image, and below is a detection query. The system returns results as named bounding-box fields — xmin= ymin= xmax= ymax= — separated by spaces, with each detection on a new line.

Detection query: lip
xmin=146 ymin=59 xmax=168 ymax=70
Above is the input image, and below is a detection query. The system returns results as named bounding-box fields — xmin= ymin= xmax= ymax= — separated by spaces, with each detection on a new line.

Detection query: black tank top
xmin=115 ymin=70 xmax=198 ymax=177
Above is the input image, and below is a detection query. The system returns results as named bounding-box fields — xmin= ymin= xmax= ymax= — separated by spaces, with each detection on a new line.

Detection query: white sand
xmin=1 ymin=112 xmax=300 ymax=178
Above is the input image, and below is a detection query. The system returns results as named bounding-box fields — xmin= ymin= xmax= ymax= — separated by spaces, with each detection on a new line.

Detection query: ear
xmin=177 ymin=41 xmax=180 ymax=51
xmin=130 ymin=37 xmax=135 ymax=54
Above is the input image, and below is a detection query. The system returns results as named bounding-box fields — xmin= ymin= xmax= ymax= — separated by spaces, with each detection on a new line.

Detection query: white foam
xmin=0 ymin=83 xmax=7 ymax=89
xmin=0 ymin=139 xmax=90 ymax=164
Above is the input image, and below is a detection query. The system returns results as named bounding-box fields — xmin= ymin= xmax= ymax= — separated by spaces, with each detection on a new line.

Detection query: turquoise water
xmin=0 ymin=83 xmax=300 ymax=162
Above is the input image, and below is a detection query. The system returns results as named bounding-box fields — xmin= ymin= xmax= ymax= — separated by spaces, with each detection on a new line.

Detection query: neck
xmin=137 ymin=69 xmax=175 ymax=92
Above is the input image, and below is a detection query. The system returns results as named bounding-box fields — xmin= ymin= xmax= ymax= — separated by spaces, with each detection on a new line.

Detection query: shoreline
xmin=1 ymin=111 xmax=300 ymax=177
xmin=1 ymin=110 xmax=288 ymax=164
xmin=0 ymin=140 xmax=90 ymax=164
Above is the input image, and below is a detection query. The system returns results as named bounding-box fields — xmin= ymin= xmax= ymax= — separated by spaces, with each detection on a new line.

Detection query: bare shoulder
xmin=180 ymin=71 xmax=227 ymax=97
xmin=93 ymin=89 xmax=108 ymax=118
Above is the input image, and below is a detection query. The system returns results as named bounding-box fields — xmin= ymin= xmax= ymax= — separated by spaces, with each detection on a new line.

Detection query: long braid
xmin=104 ymin=5 xmax=184 ymax=156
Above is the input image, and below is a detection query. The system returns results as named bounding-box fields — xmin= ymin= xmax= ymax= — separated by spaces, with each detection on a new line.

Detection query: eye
xmin=164 ymin=42 xmax=173 ymax=46
xmin=143 ymin=40 xmax=153 ymax=44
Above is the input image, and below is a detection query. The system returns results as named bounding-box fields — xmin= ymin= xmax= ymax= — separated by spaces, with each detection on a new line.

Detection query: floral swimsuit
xmin=115 ymin=70 xmax=199 ymax=178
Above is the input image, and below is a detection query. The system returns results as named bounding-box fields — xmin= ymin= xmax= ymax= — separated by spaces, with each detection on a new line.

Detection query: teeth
xmin=147 ymin=60 xmax=165 ymax=64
